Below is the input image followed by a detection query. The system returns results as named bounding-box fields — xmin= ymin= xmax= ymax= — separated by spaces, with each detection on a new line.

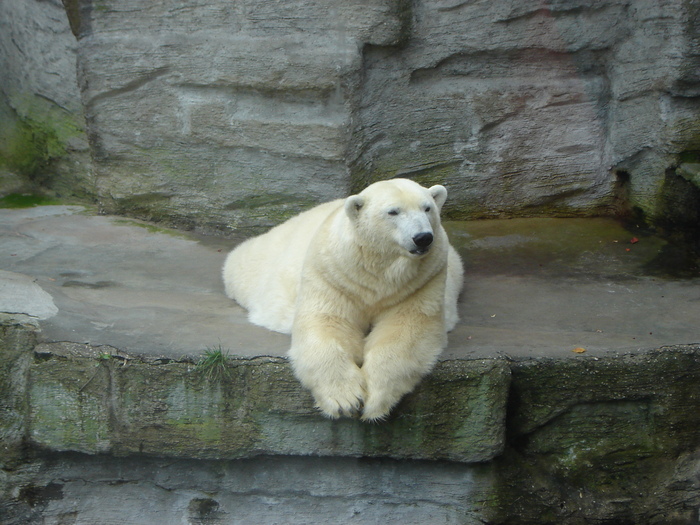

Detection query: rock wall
xmin=22 ymin=340 xmax=509 ymax=464
xmin=2 ymin=0 xmax=700 ymax=234
xmin=0 ymin=0 xmax=91 ymax=198
xmin=351 ymin=1 xmax=700 ymax=220
xmin=63 ymin=0 xmax=411 ymax=233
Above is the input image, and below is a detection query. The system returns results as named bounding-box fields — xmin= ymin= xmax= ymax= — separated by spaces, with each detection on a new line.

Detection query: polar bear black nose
xmin=413 ymin=232 xmax=433 ymax=249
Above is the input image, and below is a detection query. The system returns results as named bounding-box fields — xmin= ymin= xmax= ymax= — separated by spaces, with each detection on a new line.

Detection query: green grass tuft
xmin=196 ymin=346 xmax=231 ymax=381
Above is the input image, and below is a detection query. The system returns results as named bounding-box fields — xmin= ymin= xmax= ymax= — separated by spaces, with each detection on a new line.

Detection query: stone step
xmin=12 ymin=336 xmax=508 ymax=463
xmin=1 ymin=206 xmax=697 ymax=360
xmin=1 ymin=205 xmax=699 ymax=522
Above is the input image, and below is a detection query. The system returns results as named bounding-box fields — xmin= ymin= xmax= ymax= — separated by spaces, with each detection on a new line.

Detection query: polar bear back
xmin=222 ymin=199 xmax=342 ymax=333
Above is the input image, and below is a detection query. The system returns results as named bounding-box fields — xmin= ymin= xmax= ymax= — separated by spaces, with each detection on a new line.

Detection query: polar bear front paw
xmin=360 ymin=392 xmax=395 ymax=422
xmin=315 ymin=393 xmax=362 ymax=419
xmin=312 ymin=374 xmax=366 ymax=419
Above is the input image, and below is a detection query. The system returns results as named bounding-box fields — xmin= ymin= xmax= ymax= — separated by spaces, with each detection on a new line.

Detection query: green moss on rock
xmin=0 ymin=316 xmax=38 ymax=466
xmin=484 ymin=347 xmax=700 ymax=523
xmin=0 ymin=193 xmax=63 ymax=209
xmin=28 ymin=355 xmax=112 ymax=454
xmin=19 ymin=346 xmax=510 ymax=463
xmin=0 ymin=96 xmax=85 ymax=182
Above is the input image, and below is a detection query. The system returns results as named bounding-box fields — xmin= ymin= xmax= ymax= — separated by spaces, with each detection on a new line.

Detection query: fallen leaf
xmin=630 ymin=237 xmax=639 ymax=244
xmin=572 ymin=347 xmax=586 ymax=354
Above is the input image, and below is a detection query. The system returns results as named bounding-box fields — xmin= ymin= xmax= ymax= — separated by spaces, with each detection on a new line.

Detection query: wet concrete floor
xmin=1 ymin=205 xmax=698 ymax=360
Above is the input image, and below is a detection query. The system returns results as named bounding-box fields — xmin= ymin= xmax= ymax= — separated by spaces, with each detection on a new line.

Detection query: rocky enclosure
xmin=2 ymin=3 xmax=700 ymax=522
xmin=2 ymin=0 xmax=700 ymax=234
xmin=1 ymin=318 xmax=699 ymax=523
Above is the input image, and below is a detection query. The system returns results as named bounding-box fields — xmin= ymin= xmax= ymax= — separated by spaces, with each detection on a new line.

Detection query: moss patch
xmin=1 ymin=119 xmax=53 ymax=178
xmin=111 ymin=218 xmax=192 ymax=239
xmin=0 ymin=93 xmax=88 ymax=197
xmin=0 ymin=193 xmax=62 ymax=209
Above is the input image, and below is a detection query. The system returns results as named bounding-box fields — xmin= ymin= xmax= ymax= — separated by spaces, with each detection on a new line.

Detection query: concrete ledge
xmin=499 ymin=345 xmax=700 ymax=522
xmin=3 ymin=319 xmax=700 ymax=522
xmin=18 ymin=334 xmax=511 ymax=464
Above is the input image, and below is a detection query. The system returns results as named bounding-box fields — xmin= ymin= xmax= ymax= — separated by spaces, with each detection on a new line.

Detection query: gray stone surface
xmin=1 ymin=206 xmax=699 ymax=523
xmin=4 ymin=0 xmax=697 ymax=233
xmin=351 ymin=0 xmax=700 ymax=222
xmin=24 ymin=341 xmax=508 ymax=463
xmin=0 ymin=270 xmax=57 ymax=320
xmin=0 ymin=205 xmax=286 ymax=358
xmin=1 ymin=205 xmax=698 ymax=360
xmin=1 ymin=454 xmax=494 ymax=525
xmin=67 ymin=0 xmax=408 ymax=233
xmin=0 ymin=0 xmax=91 ymax=197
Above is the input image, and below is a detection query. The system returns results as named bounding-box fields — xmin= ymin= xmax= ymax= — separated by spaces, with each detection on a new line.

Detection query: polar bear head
xmin=343 ymin=179 xmax=448 ymax=257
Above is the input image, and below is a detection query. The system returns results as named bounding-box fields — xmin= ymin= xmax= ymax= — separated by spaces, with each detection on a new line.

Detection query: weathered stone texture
xmin=0 ymin=316 xmax=37 ymax=466
xmin=22 ymin=0 xmax=692 ymax=234
xmin=352 ymin=0 xmax=700 ymax=222
xmin=25 ymin=343 xmax=510 ymax=463
xmin=68 ymin=0 xmax=409 ymax=233
xmin=0 ymin=0 xmax=91 ymax=198
xmin=1 ymin=454 xmax=494 ymax=525
xmin=2 ymin=336 xmax=699 ymax=523
xmin=495 ymin=347 xmax=700 ymax=523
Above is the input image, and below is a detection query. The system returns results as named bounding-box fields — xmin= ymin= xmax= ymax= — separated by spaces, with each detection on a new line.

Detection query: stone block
xmin=0 ymin=315 xmax=37 ymax=465
xmin=488 ymin=347 xmax=700 ymax=523
xmin=70 ymin=0 xmax=407 ymax=233
xmin=28 ymin=346 xmax=112 ymax=455
xmin=24 ymin=345 xmax=510 ymax=463
xmin=509 ymin=347 xmax=700 ymax=451
xmin=110 ymin=359 xmax=259 ymax=458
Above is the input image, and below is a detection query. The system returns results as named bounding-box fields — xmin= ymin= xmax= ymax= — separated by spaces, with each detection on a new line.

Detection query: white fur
xmin=222 ymin=179 xmax=464 ymax=421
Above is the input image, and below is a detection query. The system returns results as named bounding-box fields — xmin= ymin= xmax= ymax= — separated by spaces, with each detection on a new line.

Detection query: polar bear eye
xmin=424 ymin=206 xmax=431 ymax=213
xmin=388 ymin=209 xmax=400 ymax=216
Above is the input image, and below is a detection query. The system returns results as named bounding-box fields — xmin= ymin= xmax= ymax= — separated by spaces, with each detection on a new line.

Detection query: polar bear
xmin=222 ymin=179 xmax=463 ymax=421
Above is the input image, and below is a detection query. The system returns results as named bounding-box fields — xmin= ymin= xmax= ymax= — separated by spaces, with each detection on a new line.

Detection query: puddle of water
xmin=444 ymin=218 xmax=700 ymax=280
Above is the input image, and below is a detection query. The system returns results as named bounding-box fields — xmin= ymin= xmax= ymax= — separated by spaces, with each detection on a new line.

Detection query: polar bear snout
xmin=410 ymin=231 xmax=434 ymax=254
xmin=413 ymin=232 xmax=433 ymax=248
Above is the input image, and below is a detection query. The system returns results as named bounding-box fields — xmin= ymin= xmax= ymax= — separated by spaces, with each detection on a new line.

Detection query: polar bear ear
xmin=429 ymin=185 xmax=447 ymax=210
xmin=344 ymin=195 xmax=365 ymax=220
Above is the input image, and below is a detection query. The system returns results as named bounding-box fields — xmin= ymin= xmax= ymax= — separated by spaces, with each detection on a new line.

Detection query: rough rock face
xmin=3 ymin=0 xmax=700 ymax=234
xmin=64 ymin=0 xmax=700 ymax=233
xmin=351 ymin=0 xmax=700 ymax=220
xmin=0 ymin=0 xmax=91 ymax=198
xmin=2 ymin=319 xmax=699 ymax=523
xmin=65 ymin=0 xmax=409 ymax=232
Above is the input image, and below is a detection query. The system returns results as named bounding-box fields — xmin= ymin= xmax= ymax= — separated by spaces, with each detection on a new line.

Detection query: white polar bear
xmin=222 ymin=179 xmax=463 ymax=421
